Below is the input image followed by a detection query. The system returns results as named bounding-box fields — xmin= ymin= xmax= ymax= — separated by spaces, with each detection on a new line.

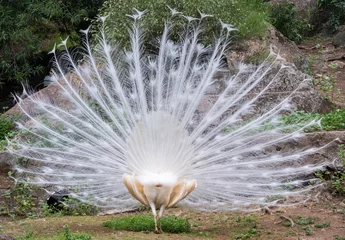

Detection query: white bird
xmin=9 ymin=11 xmax=329 ymax=233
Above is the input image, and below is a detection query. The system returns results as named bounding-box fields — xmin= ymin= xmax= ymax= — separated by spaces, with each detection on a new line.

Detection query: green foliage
xmin=235 ymin=215 xmax=257 ymax=227
xmin=233 ymin=228 xmax=257 ymax=239
xmin=0 ymin=114 xmax=16 ymax=140
xmin=295 ymin=216 xmax=315 ymax=225
xmin=317 ymin=0 xmax=345 ymax=32
xmin=281 ymin=111 xmax=321 ymax=132
xmin=303 ymin=226 xmax=314 ymax=235
xmin=103 ymin=214 xmax=191 ymax=233
xmin=315 ymin=221 xmax=331 ymax=228
xmin=282 ymin=109 xmax=345 ymax=132
xmin=334 ymin=235 xmax=345 ymax=240
xmin=1 ymin=178 xmax=40 ymax=219
xmin=47 ymin=197 xmax=99 ymax=217
xmin=16 ymin=226 xmax=94 ymax=240
xmin=63 ymin=225 xmax=93 ymax=240
xmin=98 ymin=0 xmax=268 ymax=46
xmin=315 ymin=144 xmax=345 ymax=195
xmin=0 ymin=0 xmax=103 ymax=88
xmin=268 ymin=2 xmax=311 ymax=43
xmin=1 ymin=172 xmax=98 ymax=218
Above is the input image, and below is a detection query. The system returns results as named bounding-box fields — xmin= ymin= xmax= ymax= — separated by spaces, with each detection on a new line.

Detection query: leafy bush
xmin=103 ymin=214 xmax=191 ymax=233
xmin=0 ymin=114 xmax=16 ymax=140
xmin=268 ymin=2 xmax=311 ymax=43
xmin=97 ymin=0 xmax=268 ymax=46
xmin=317 ymin=0 xmax=345 ymax=32
xmin=0 ymin=0 xmax=103 ymax=89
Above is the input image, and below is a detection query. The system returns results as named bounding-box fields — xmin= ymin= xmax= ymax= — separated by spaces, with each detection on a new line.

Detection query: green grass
xmin=295 ymin=217 xmax=315 ymax=226
xmin=16 ymin=225 xmax=94 ymax=240
xmin=282 ymin=108 xmax=345 ymax=132
xmin=315 ymin=222 xmax=331 ymax=228
xmin=102 ymin=214 xmax=191 ymax=233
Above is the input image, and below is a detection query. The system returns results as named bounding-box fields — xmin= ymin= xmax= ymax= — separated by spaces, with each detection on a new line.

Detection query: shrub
xmin=97 ymin=0 xmax=268 ymax=46
xmin=0 ymin=0 xmax=103 ymax=89
xmin=317 ymin=0 xmax=345 ymax=32
xmin=268 ymin=2 xmax=311 ymax=43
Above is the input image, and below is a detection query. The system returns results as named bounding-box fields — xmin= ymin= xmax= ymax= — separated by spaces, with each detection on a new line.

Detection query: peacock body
xmin=9 ymin=9 xmax=329 ymax=233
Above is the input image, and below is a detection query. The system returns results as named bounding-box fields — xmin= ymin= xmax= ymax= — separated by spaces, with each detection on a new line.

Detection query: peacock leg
xmin=149 ymin=202 xmax=160 ymax=234
xmin=157 ymin=205 xmax=166 ymax=233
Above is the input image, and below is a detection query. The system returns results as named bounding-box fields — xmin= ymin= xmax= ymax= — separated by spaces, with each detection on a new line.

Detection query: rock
xmin=5 ymin=80 xmax=73 ymax=121
xmin=247 ymin=65 xmax=332 ymax=117
xmin=332 ymin=31 xmax=345 ymax=48
xmin=0 ymin=235 xmax=18 ymax=240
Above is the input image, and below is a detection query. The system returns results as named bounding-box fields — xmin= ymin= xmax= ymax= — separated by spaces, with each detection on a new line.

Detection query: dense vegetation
xmin=98 ymin=0 xmax=268 ymax=46
xmin=0 ymin=0 xmax=103 ymax=93
xmin=2 ymin=0 xmax=345 ymax=94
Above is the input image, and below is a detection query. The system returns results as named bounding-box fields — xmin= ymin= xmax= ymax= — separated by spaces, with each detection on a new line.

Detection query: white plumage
xmin=9 ymin=9 xmax=328 ymax=233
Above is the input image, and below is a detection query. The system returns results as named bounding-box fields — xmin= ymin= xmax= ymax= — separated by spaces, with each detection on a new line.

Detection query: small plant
xmin=295 ymin=216 xmax=315 ymax=225
xmin=334 ymin=235 xmax=345 ymax=240
xmin=235 ymin=215 xmax=257 ymax=227
xmin=63 ymin=225 xmax=93 ymax=240
xmin=54 ymin=197 xmax=99 ymax=217
xmin=303 ymin=226 xmax=314 ymax=235
xmin=0 ymin=114 xmax=17 ymax=151
xmin=313 ymin=73 xmax=339 ymax=101
xmin=315 ymin=221 xmax=331 ymax=228
xmin=103 ymin=214 xmax=191 ymax=233
xmin=233 ymin=228 xmax=257 ymax=239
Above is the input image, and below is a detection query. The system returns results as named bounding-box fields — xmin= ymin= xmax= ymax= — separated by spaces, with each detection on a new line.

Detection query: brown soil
xmin=297 ymin=39 xmax=345 ymax=107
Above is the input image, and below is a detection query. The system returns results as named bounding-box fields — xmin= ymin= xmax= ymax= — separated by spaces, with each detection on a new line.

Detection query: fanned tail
xmin=8 ymin=10 xmax=329 ymax=211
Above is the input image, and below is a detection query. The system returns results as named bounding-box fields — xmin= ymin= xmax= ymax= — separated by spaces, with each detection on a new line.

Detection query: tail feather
xmin=8 ymin=12 xmax=329 ymax=210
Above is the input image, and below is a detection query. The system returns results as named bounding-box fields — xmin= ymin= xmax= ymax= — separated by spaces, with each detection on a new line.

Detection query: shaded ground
xmin=1 ymin=195 xmax=344 ymax=240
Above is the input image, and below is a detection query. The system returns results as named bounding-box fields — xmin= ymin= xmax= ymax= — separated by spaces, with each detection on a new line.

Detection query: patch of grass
xmin=233 ymin=228 xmax=257 ymax=239
xmin=303 ymin=226 xmax=314 ymax=235
xmin=295 ymin=216 xmax=315 ymax=226
xmin=283 ymin=220 xmax=293 ymax=227
xmin=102 ymin=214 xmax=191 ymax=233
xmin=334 ymin=235 xmax=345 ymax=240
xmin=282 ymin=108 xmax=345 ymax=132
xmin=315 ymin=221 xmax=331 ymax=228
xmin=63 ymin=225 xmax=93 ymax=240
xmin=15 ymin=225 xmax=94 ymax=240
xmin=17 ymin=231 xmax=34 ymax=239
xmin=235 ymin=215 xmax=257 ymax=227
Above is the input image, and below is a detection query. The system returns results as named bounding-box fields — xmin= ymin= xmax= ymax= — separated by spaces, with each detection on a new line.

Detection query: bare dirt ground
xmin=297 ymin=38 xmax=345 ymax=107
xmin=0 ymin=195 xmax=344 ymax=239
